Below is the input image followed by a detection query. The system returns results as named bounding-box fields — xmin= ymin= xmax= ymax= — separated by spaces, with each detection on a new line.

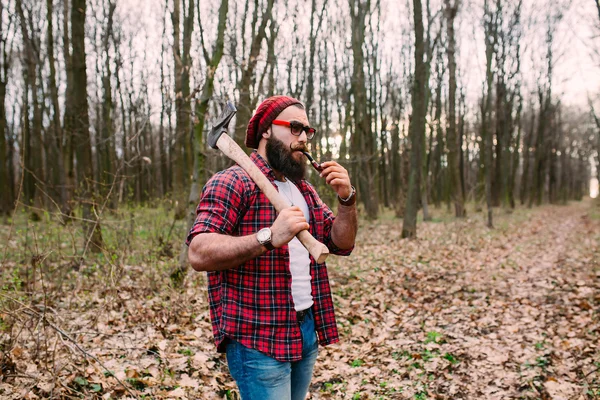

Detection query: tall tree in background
xmin=98 ymin=0 xmax=116 ymax=206
xmin=172 ymin=0 xmax=195 ymax=200
xmin=16 ymin=0 xmax=43 ymax=216
xmin=63 ymin=0 xmax=75 ymax=217
xmin=305 ymin=0 xmax=327 ymax=121
xmin=592 ymin=0 xmax=599 ymax=197
xmin=590 ymin=101 xmax=600 ymax=191
xmin=46 ymin=0 xmax=66 ymax=212
xmin=481 ymin=0 xmax=496 ymax=228
xmin=0 ymin=0 xmax=13 ymax=217
xmin=350 ymin=0 xmax=379 ymax=220
xmin=445 ymin=0 xmax=465 ymax=217
xmin=233 ymin=0 xmax=275 ymax=148
xmin=529 ymin=11 xmax=556 ymax=208
xmin=71 ymin=0 xmax=103 ymax=252
xmin=173 ymin=0 xmax=229 ymax=285
xmin=402 ymin=0 xmax=427 ymax=238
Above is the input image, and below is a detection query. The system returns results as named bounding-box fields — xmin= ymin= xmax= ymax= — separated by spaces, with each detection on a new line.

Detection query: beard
xmin=266 ymin=136 xmax=307 ymax=181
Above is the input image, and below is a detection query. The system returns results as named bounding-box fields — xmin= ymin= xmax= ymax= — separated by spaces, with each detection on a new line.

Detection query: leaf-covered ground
xmin=1 ymin=200 xmax=599 ymax=399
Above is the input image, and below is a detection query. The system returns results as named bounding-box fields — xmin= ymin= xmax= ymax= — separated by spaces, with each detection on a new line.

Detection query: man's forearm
xmin=331 ymin=204 xmax=358 ymax=249
xmin=189 ymin=232 xmax=267 ymax=271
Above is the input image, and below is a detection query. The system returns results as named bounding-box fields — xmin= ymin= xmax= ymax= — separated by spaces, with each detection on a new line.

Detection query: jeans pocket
xmin=301 ymin=312 xmax=318 ymax=355
xmin=226 ymin=340 xmax=290 ymax=389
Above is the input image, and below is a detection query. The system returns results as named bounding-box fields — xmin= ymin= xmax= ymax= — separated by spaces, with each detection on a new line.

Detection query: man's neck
xmin=272 ymin=170 xmax=286 ymax=182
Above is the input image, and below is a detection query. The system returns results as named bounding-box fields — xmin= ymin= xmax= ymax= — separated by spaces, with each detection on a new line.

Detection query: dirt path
xmin=315 ymin=202 xmax=600 ymax=399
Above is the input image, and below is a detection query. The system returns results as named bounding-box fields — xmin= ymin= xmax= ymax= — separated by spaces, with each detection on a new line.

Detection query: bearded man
xmin=186 ymin=95 xmax=358 ymax=400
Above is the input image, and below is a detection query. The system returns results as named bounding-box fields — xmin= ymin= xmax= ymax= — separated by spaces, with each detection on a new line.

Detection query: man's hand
xmin=270 ymin=206 xmax=310 ymax=248
xmin=319 ymin=161 xmax=353 ymax=199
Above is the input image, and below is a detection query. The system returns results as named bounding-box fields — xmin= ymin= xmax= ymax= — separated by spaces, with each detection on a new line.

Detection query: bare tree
xmin=173 ymin=0 xmax=230 ymax=285
xmin=445 ymin=0 xmax=465 ymax=217
xmin=529 ymin=11 xmax=558 ymax=208
xmin=172 ymin=0 xmax=195 ymax=200
xmin=481 ymin=0 xmax=496 ymax=228
xmin=16 ymin=0 xmax=43 ymax=216
xmin=233 ymin=0 xmax=275 ymax=148
xmin=71 ymin=0 xmax=103 ymax=252
xmin=98 ymin=0 xmax=116 ymax=206
xmin=62 ymin=0 xmax=75 ymax=217
xmin=45 ymin=0 xmax=68 ymax=214
xmin=402 ymin=0 xmax=427 ymax=238
xmin=0 ymin=0 xmax=14 ymax=217
xmin=590 ymin=100 xmax=600 ymax=189
xmin=349 ymin=0 xmax=379 ymax=220
xmin=306 ymin=0 xmax=328 ymax=121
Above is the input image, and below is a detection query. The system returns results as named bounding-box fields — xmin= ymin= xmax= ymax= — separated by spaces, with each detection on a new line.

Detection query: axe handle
xmin=216 ymin=133 xmax=329 ymax=263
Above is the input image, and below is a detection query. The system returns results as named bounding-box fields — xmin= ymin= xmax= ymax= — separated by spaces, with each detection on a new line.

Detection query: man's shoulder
xmin=207 ymin=165 xmax=254 ymax=188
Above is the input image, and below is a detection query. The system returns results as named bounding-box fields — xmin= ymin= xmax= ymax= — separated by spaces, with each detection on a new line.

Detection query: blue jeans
xmin=225 ymin=309 xmax=319 ymax=400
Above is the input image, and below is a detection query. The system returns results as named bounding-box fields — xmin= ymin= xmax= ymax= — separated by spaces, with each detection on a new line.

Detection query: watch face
xmin=257 ymin=228 xmax=271 ymax=243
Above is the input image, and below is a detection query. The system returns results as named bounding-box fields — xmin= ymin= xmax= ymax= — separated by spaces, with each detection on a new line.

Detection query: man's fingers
xmin=325 ymin=172 xmax=347 ymax=184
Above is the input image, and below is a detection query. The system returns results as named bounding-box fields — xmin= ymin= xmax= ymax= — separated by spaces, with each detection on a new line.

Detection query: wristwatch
xmin=256 ymin=227 xmax=275 ymax=250
xmin=338 ymin=185 xmax=356 ymax=206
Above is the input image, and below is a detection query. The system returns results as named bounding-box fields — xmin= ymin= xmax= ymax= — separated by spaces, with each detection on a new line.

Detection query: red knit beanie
xmin=245 ymin=95 xmax=303 ymax=149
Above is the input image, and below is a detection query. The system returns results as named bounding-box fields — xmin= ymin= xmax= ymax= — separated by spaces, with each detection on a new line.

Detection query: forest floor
xmin=0 ymin=199 xmax=599 ymax=399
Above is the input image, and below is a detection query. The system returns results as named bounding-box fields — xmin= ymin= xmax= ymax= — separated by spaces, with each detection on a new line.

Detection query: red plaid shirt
xmin=186 ymin=152 xmax=353 ymax=362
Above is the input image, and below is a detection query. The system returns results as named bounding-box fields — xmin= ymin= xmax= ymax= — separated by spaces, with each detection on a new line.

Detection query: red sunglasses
xmin=272 ymin=120 xmax=316 ymax=140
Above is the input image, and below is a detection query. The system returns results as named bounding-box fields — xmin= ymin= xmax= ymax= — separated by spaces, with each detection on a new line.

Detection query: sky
xmin=113 ymin=0 xmax=600 ymax=108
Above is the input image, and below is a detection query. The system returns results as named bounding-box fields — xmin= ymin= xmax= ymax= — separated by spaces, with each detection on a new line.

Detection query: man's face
xmin=265 ymin=106 xmax=310 ymax=181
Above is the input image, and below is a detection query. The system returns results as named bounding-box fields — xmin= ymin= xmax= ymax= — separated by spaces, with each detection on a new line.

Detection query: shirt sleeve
xmin=185 ymin=169 xmax=245 ymax=246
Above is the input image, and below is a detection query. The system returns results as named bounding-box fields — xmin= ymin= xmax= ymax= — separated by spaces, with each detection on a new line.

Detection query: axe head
xmin=208 ymin=101 xmax=237 ymax=149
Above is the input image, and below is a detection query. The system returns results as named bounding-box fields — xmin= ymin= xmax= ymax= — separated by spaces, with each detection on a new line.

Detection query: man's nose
xmin=297 ymin=130 xmax=308 ymax=143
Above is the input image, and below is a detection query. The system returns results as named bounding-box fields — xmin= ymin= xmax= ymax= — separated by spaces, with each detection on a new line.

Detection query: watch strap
xmin=338 ymin=186 xmax=356 ymax=206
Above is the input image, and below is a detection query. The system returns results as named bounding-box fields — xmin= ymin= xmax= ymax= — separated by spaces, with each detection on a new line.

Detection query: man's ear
xmin=262 ymin=129 xmax=271 ymax=140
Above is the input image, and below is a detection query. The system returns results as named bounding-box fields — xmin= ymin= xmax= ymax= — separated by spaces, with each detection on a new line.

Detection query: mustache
xmin=291 ymin=144 xmax=309 ymax=152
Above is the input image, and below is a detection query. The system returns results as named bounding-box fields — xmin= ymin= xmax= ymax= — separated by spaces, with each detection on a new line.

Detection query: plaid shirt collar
xmin=250 ymin=151 xmax=277 ymax=182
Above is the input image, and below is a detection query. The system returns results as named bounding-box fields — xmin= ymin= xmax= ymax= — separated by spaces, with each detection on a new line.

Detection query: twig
xmin=0 ymin=293 xmax=139 ymax=399
xmin=1 ymin=147 xmax=26 ymax=269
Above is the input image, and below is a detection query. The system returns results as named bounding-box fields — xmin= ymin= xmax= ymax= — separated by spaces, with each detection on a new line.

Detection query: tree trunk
xmin=16 ymin=0 xmax=43 ymax=217
xmin=530 ymin=90 xmax=550 ymax=208
xmin=432 ymin=62 xmax=443 ymax=208
xmin=159 ymin=19 xmax=168 ymax=198
xmin=172 ymin=0 xmax=229 ymax=286
xmin=349 ymin=0 xmax=378 ymax=220
xmin=63 ymin=0 xmax=75 ymax=217
xmin=45 ymin=0 xmax=68 ymax=214
xmin=482 ymin=0 xmax=495 ymax=228
xmin=234 ymin=0 xmax=275 ymax=148
xmin=590 ymin=102 xmax=600 ymax=198
xmin=445 ymin=0 xmax=465 ymax=217
xmin=508 ymin=97 xmax=522 ymax=208
xmin=172 ymin=0 xmax=195 ymax=201
xmin=402 ymin=0 xmax=427 ymax=238
xmin=71 ymin=0 xmax=103 ymax=253
xmin=0 ymin=81 xmax=8 ymax=217
xmin=0 ymin=0 xmax=11 ymax=217
xmin=99 ymin=0 xmax=116 ymax=207
xmin=305 ymin=0 xmax=327 ymax=121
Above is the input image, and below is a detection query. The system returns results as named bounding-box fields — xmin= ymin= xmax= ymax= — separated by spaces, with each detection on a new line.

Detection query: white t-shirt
xmin=274 ymin=179 xmax=314 ymax=312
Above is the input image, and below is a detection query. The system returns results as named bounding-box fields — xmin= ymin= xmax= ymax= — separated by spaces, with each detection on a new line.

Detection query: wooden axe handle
xmin=216 ymin=133 xmax=329 ymax=263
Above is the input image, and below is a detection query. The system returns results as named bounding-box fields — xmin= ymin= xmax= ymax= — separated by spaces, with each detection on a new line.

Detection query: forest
xmin=0 ymin=0 xmax=599 ymax=398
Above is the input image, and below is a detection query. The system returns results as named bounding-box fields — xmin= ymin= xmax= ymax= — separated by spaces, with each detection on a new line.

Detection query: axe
xmin=208 ymin=101 xmax=329 ymax=263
